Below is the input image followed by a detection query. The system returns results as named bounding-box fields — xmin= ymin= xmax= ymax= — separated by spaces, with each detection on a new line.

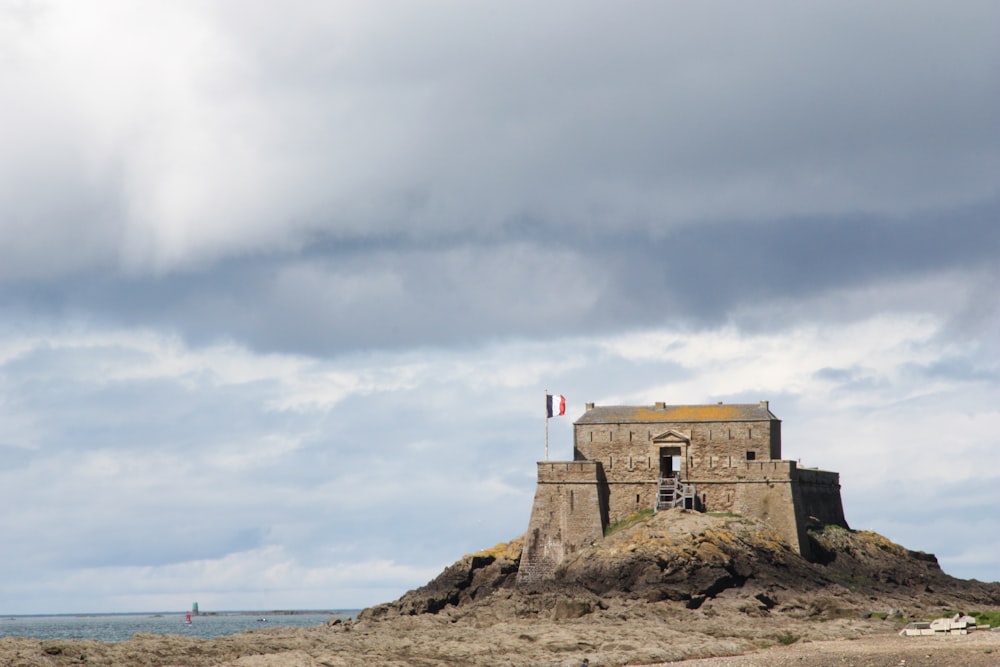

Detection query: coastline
xmin=1 ymin=603 xmax=998 ymax=666
xmin=0 ymin=611 xmax=354 ymax=643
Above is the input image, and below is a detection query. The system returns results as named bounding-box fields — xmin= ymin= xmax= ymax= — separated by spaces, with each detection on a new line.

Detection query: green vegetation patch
xmin=604 ymin=508 xmax=654 ymax=537
xmin=971 ymin=610 xmax=1000 ymax=628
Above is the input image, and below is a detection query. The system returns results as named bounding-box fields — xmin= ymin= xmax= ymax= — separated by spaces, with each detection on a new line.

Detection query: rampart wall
xmin=517 ymin=461 xmax=606 ymax=585
xmin=688 ymin=460 xmax=847 ymax=558
xmin=794 ymin=468 xmax=848 ymax=528
xmin=688 ymin=460 xmax=804 ymax=555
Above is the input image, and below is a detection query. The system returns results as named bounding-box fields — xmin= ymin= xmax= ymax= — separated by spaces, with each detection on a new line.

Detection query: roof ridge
xmin=575 ymin=402 xmax=778 ymax=424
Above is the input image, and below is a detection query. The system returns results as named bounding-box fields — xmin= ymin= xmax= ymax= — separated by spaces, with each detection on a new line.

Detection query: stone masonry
xmin=517 ymin=401 xmax=847 ymax=584
xmin=515 ymin=462 xmax=606 ymax=584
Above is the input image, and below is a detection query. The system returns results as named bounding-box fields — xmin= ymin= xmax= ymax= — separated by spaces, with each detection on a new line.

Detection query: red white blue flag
xmin=546 ymin=394 xmax=566 ymax=418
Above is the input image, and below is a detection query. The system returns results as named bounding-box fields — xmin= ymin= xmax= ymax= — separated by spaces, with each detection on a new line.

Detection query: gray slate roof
xmin=574 ymin=402 xmax=778 ymax=424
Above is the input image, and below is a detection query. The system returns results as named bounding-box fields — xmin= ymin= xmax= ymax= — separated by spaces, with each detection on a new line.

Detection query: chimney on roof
xmin=585 ymin=402 xmax=594 ymax=410
xmin=655 ymin=402 xmax=665 ymax=409
xmin=760 ymin=400 xmax=769 ymax=410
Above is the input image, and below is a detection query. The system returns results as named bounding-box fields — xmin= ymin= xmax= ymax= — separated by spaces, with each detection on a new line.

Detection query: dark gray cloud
xmin=2 ymin=199 xmax=996 ymax=355
xmin=2 ymin=1 xmax=998 ymax=282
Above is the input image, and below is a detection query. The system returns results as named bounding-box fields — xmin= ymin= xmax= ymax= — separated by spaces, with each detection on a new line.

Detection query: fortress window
xmin=636 ymin=494 xmax=640 ymax=504
xmin=748 ymin=428 xmax=753 ymax=438
xmin=746 ymin=451 xmax=756 ymax=461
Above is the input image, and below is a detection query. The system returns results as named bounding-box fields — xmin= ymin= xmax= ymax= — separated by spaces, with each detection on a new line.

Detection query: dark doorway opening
xmin=659 ymin=447 xmax=682 ymax=480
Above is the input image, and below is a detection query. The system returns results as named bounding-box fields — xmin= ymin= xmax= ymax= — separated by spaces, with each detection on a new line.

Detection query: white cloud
xmin=4 ymin=545 xmax=441 ymax=614
xmin=598 ymin=315 xmax=943 ymax=408
xmin=2 ymin=305 xmax=998 ymax=614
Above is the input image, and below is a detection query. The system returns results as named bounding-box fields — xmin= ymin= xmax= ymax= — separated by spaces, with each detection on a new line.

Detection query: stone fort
xmin=517 ymin=401 xmax=848 ymax=584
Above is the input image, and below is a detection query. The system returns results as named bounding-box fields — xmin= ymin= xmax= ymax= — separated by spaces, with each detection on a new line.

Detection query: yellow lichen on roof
xmin=630 ymin=405 xmax=745 ymax=422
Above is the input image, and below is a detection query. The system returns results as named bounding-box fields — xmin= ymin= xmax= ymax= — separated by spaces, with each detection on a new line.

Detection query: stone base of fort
xmin=518 ymin=460 xmax=847 ymax=584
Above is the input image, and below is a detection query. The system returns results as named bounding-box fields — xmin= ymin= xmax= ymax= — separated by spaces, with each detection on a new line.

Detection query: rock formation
xmin=363 ymin=510 xmax=1000 ymax=622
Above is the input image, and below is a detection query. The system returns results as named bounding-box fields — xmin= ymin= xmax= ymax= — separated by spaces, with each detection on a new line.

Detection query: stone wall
xmin=574 ymin=419 xmax=781 ymax=524
xmin=685 ymin=461 xmax=800 ymax=554
xmin=731 ymin=463 xmax=806 ymax=557
xmin=574 ymin=428 xmax=664 ymax=476
xmin=689 ymin=460 xmax=848 ymax=558
xmin=575 ymin=419 xmax=780 ymax=473
xmin=606 ymin=482 xmax=659 ymax=524
xmin=795 ymin=468 xmax=849 ymax=528
xmin=516 ymin=461 xmax=606 ymax=585
xmin=516 ymin=458 xmax=849 ymax=582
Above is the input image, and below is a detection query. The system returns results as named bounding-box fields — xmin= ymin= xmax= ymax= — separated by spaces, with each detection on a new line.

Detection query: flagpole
xmin=544 ymin=389 xmax=549 ymax=462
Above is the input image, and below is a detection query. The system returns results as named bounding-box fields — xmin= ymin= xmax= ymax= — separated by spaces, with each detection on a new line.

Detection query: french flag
xmin=546 ymin=394 xmax=566 ymax=418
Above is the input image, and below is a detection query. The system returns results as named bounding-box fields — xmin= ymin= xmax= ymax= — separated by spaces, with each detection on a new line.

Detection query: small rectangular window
xmin=746 ymin=451 xmax=756 ymax=461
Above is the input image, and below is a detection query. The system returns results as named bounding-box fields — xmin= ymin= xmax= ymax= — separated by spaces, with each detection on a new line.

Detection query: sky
xmin=1 ymin=1 xmax=998 ymax=615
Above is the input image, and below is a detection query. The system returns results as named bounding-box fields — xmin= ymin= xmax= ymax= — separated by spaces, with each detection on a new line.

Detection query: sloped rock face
xmin=360 ymin=537 xmax=524 ymax=619
xmin=365 ymin=511 xmax=1000 ymax=621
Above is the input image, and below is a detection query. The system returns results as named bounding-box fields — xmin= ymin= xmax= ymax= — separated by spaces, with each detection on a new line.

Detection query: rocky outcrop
xmin=360 ymin=537 xmax=524 ymax=619
xmin=366 ymin=510 xmax=1000 ymax=621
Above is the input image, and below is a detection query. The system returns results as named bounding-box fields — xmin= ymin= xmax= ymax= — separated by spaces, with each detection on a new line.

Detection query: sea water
xmin=0 ymin=611 xmax=355 ymax=642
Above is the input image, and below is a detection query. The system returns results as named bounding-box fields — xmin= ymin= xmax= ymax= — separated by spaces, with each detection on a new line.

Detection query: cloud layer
xmin=0 ymin=1 xmax=998 ymax=613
